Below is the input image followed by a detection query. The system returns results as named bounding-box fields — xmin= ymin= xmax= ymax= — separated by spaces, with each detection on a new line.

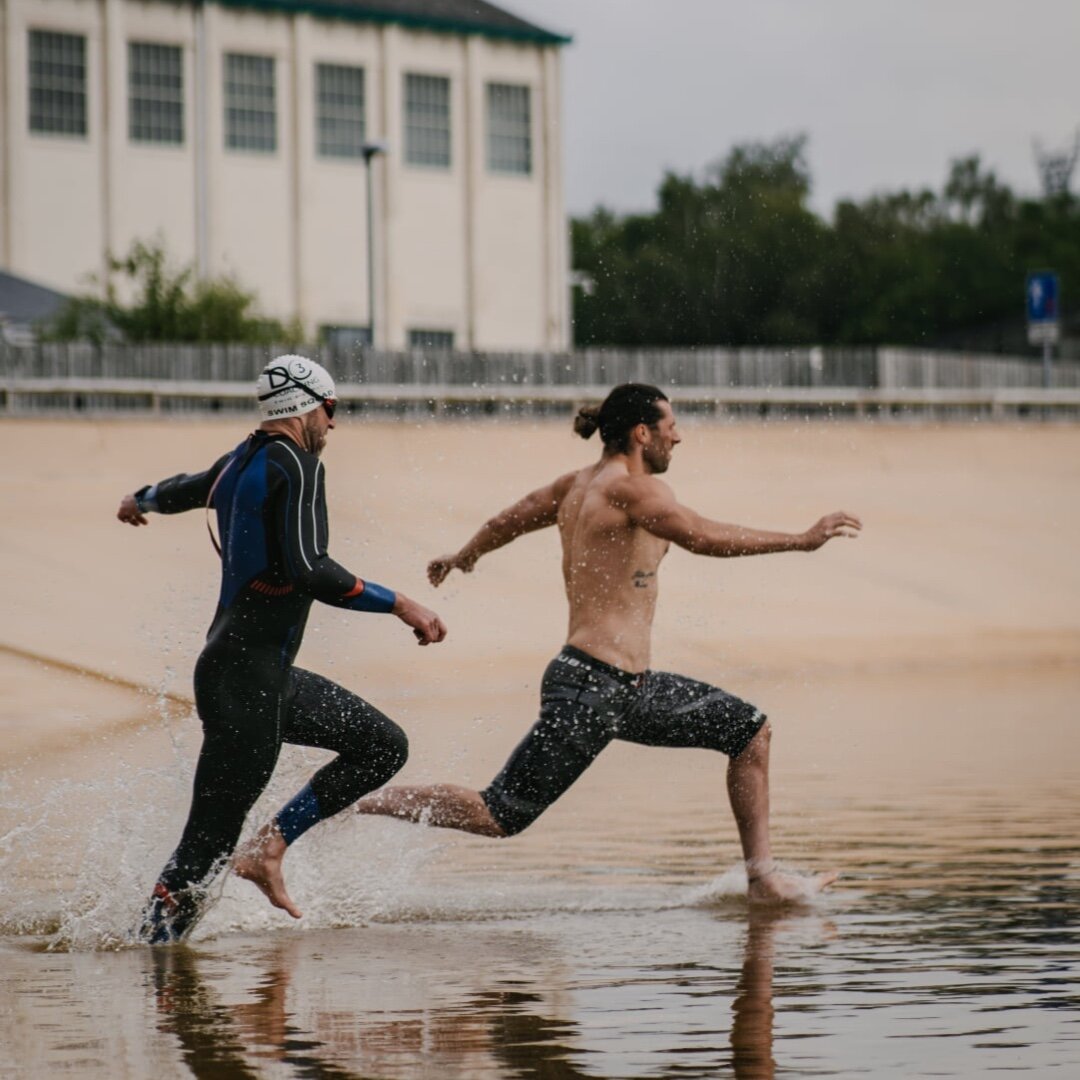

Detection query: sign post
xmin=1026 ymin=271 xmax=1060 ymax=389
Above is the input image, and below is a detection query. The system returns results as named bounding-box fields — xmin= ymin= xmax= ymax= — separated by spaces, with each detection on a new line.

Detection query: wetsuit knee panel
xmin=371 ymin=725 xmax=409 ymax=782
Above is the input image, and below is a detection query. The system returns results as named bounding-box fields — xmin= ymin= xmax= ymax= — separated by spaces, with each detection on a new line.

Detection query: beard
xmin=643 ymin=446 xmax=670 ymax=474
xmin=302 ymin=415 xmax=326 ymax=456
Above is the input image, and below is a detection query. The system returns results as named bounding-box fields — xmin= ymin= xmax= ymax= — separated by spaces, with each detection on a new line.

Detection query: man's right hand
xmin=427 ymin=552 xmax=475 ymax=587
xmin=117 ymin=494 xmax=149 ymax=526
xmin=392 ymin=594 xmax=448 ymax=645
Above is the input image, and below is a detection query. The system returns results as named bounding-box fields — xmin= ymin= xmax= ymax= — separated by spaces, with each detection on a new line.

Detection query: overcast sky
xmin=505 ymin=0 xmax=1080 ymax=218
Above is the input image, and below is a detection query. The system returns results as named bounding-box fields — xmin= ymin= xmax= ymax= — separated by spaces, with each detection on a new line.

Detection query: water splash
xmin=686 ymin=863 xmax=838 ymax=908
xmin=685 ymin=864 xmax=750 ymax=905
xmin=0 ymin=751 xmax=190 ymax=949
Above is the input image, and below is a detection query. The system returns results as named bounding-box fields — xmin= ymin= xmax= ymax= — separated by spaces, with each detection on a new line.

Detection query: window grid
xmin=404 ymin=73 xmax=450 ymax=168
xmin=408 ymin=328 xmax=455 ymax=351
xmin=29 ymin=30 xmax=87 ymax=137
xmin=316 ymin=63 xmax=365 ymax=159
xmin=321 ymin=325 xmax=372 ymax=348
xmin=224 ymin=53 xmax=276 ymax=153
xmin=129 ymin=42 xmax=184 ymax=145
xmin=487 ymin=83 xmax=531 ymax=175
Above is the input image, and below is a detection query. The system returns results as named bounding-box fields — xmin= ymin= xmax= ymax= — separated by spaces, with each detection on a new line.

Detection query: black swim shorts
xmin=481 ymin=645 xmax=767 ymax=836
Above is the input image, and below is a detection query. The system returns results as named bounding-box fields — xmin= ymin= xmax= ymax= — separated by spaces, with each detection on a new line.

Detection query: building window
xmin=404 ymin=73 xmax=450 ymax=169
xmin=224 ymin=53 xmax=276 ymax=153
xmin=28 ymin=30 xmax=87 ymax=137
xmin=321 ymin=325 xmax=371 ymax=348
xmin=129 ymin=42 xmax=184 ymax=144
xmin=316 ymin=63 xmax=365 ymax=159
xmin=408 ymin=328 xmax=455 ymax=351
xmin=487 ymin=83 xmax=531 ymax=175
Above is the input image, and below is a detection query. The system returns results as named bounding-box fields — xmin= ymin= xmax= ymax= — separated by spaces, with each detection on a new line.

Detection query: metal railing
xmin=3 ymin=343 xmax=1079 ymax=419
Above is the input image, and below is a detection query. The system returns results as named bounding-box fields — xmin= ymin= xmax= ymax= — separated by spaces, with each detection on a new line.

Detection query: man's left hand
xmin=393 ymin=594 xmax=448 ymax=646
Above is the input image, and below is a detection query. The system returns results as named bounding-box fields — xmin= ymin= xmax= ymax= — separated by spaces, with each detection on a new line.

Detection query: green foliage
xmin=45 ymin=295 xmax=115 ymax=347
xmin=44 ymin=240 xmax=302 ymax=345
xmin=571 ymin=139 xmax=1080 ymax=348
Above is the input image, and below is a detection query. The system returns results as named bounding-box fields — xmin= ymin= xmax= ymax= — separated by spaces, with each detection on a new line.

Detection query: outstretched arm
xmin=116 ymin=454 xmax=233 ymax=526
xmin=116 ymin=492 xmax=150 ymax=527
xmin=428 ymin=472 xmax=575 ymax=586
xmin=270 ymin=444 xmax=447 ymax=644
xmin=623 ymin=477 xmax=861 ymax=557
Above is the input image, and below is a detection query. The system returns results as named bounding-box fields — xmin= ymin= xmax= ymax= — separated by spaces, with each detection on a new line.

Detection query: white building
xmin=0 ymin=0 xmax=570 ymax=350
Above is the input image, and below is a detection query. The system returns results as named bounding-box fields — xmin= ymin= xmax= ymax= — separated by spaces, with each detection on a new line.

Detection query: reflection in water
xmin=730 ymin=909 xmax=784 ymax=1080
xmin=150 ymin=937 xmax=583 ymax=1080
xmin=149 ymin=938 xmax=589 ymax=1078
xmin=145 ymin=911 xmax=794 ymax=1080
xmin=151 ymin=949 xmax=263 ymax=1079
xmin=153 ymin=943 xmax=381 ymax=1079
xmin=5 ymin=848 xmax=1077 ymax=1077
xmin=6 ymin=666 xmax=1077 ymax=1076
xmin=449 ymin=990 xmax=587 ymax=1079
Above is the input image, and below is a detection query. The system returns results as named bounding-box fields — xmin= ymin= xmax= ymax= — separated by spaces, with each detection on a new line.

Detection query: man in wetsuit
xmin=338 ymin=384 xmax=861 ymax=902
xmin=117 ymin=355 xmax=446 ymax=942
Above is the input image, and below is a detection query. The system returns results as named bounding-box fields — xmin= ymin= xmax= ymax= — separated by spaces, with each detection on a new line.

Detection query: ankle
xmin=745 ymin=859 xmax=776 ymax=883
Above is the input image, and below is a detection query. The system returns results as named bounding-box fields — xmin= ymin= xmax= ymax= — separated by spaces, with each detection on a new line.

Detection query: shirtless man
xmin=249 ymin=383 xmax=860 ymax=907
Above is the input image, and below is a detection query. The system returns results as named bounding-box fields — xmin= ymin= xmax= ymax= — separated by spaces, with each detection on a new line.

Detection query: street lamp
xmin=361 ymin=141 xmax=387 ymax=348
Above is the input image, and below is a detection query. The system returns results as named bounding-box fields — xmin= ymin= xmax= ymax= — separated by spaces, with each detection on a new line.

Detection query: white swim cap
xmin=256 ymin=355 xmax=336 ymax=421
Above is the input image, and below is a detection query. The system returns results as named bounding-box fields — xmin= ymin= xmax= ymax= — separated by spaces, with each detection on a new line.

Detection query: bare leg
xmin=355 ymin=783 xmax=506 ymax=838
xmin=233 ymin=823 xmax=303 ymax=920
xmin=726 ymin=723 xmax=838 ymax=903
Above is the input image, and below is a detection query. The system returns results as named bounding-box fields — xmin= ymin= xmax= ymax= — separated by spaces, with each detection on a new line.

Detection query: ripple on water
xmin=2 ymin=669 xmax=1079 ymax=1075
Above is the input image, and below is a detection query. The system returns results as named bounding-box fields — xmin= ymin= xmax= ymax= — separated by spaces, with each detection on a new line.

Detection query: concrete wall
xmin=111 ymin=0 xmax=198 ymax=279
xmin=5 ymin=0 xmax=106 ymax=290
xmin=0 ymin=0 xmax=569 ymax=349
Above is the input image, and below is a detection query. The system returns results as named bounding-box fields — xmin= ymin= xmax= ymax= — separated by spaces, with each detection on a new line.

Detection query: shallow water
xmin=2 ymin=664 xmax=1078 ymax=1078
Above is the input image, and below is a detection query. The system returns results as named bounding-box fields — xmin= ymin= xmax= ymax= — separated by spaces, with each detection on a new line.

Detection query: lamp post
xmin=361 ymin=141 xmax=387 ymax=348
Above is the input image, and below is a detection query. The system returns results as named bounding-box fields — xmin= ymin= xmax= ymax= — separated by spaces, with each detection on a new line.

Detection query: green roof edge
xmin=214 ymin=0 xmax=572 ymax=45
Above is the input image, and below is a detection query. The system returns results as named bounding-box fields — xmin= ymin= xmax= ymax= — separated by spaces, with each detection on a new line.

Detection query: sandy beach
xmin=2 ymin=415 xmax=1078 ymax=871
xmin=3 ymin=415 xmax=1079 ymax=700
xmin=1 ymin=414 xmax=1078 ymax=1077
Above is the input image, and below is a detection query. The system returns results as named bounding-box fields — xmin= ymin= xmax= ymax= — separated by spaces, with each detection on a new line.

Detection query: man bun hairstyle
xmin=573 ymin=404 xmax=602 ymax=439
xmin=573 ymin=384 xmax=669 ymax=453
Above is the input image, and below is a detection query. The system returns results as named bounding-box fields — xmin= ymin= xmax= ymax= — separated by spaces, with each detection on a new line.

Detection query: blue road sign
xmin=1026 ymin=271 xmax=1059 ymax=323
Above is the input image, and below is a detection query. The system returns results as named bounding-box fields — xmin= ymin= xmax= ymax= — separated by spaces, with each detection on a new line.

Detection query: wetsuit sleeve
xmin=134 ymin=454 xmax=232 ymax=515
xmin=267 ymin=442 xmax=396 ymax=614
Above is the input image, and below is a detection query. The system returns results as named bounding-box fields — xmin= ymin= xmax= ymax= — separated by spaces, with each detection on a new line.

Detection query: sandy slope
xmin=1 ymin=415 xmax=1078 ymax=767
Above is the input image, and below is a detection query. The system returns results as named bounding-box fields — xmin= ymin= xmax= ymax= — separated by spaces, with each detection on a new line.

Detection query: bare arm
xmin=391 ymin=592 xmax=448 ymax=646
xmin=428 ymin=472 xmax=575 ymax=586
xmin=623 ymin=477 xmax=861 ymax=557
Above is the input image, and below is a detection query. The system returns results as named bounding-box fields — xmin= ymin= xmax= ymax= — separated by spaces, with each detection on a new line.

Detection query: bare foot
xmin=233 ymin=824 xmax=303 ymax=920
xmin=748 ymin=869 xmax=839 ymax=905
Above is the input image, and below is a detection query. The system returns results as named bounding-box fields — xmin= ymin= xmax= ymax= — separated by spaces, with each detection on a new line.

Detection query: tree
xmin=572 ymin=136 xmax=825 ymax=346
xmin=571 ymin=139 xmax=1080 ymax=350
xmin=44 ymin=240 xmax=302 ymax=345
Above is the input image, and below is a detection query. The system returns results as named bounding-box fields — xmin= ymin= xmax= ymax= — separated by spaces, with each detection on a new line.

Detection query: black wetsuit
xmin=137 ymin=431 xmax=407 ymax=930
xmin=481 ymin=646 xmax=766 ymax=836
